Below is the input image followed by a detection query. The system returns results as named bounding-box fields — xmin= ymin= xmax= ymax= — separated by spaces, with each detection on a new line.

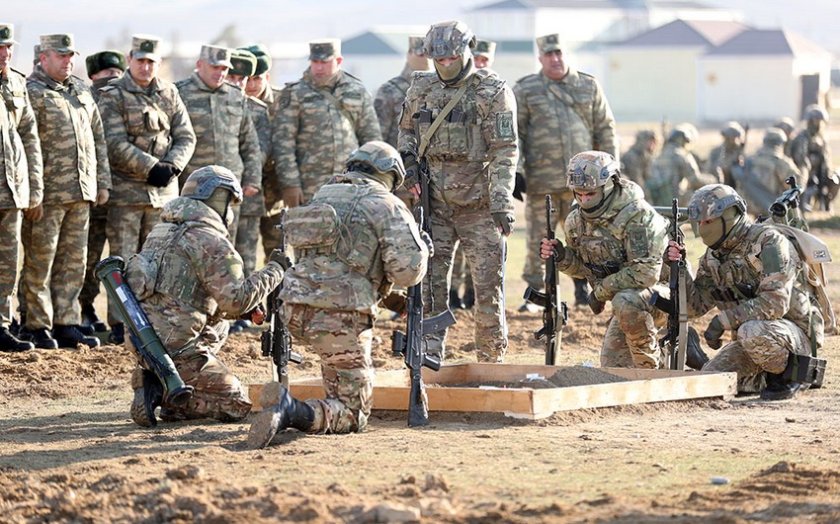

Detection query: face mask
xmin=698 ymin=218 xmax=724 ymax=247
xmin=433 ymin=54 xmax=472 ymax=85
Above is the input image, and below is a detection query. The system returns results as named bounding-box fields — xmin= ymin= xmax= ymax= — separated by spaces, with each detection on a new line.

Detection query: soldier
xmin=773 ymin=117 xmax=796 ymax=159
xmin=273 ymin=38 xmax=381 ymax=208
xmin=791 ymin=105 xmax=835 ymax=212
xmin=125 ymin=166 xmax=286 ymax=427
xmin=515 ymin=33 xmax=618 ymax=308
xmin=176 ymin=44 xmax=262 ymax=243
xmin=738 ymin=128 xmax=802 ymax=216
xmin=666 ymin=184 xmax=823 ymax=399
xmin=79 ymin=50 xmax=127 ymax=334
xmin=248 ymin=142 xmax=429 ymax=448
xmin=706 ymin=121 xmax=746 ymax=188
xmin=20 ymin=34 xmax=111 ymax=349
xmin=0 ymin=23 xmax=42 ymax=352
xmin=473 ymin=39 xmax=496 ymax=70
xmin=540 ymin=152 xmax=668 ymax=368
xmin=621 ymin=129 xmax=658 ymax=198
xmin=398 ymin=20 xmax=518 ymax=363
xmin=97 ymin=34 xmax=197 ymax=344
xmin=649 ymin=124 xmax=718 ymax=206
xmin=374 ymin=36 xmax=429 ymax=150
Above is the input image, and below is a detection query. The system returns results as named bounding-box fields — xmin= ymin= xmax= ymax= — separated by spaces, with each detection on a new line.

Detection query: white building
xmin=340 ymin=26 xmax=431 ymax=92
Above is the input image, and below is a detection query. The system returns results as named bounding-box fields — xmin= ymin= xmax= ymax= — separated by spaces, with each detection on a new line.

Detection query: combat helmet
xmin=346 ymin=141 xmax=406 ymax=190
xmin=567 ymin=151 xmax=620 ymax=189
xmin=773 ymin=117 xmax=795 ymax=136
xmin=764 ymin=127 xmax=787 ymax=148
xmin=720 ymin=121 xmax=745 ymax=140
xmin=804 ymin=104 xmax=829 ymax=123
xmin=424 ymin=21 xmax=476 ymax=86
xmin=669 ymin=123 xmax=698 ymax=145
xmin=687 ymin=184 xmax=747 ymax=249
xmin=181 ymin=165 xmax=243 ymax=203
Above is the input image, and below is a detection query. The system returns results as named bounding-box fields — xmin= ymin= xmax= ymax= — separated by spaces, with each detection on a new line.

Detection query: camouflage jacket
xmin=176 ymin=73 xmax=261 ymax=189
xmin=558 ymin=180 xmax=668 ymax=302
xmin=126 ymin=196 xmax=284 ymax=353
xmin=684 ymin=220 xmax=822 ymax=349
xmin=746 ymin=146 xmax=802 ymax=196
xmin=513 ymin=69 xmax=617 ymax=192
xmin=90 ymin=76 xmax=114 ymax=103
xmin=97 ymin=73 xmax=196 ymax=207
xmin=27 ymin=68 xmax=111 ymax=204
xmin=272 ymin=69 xmax=381 ymax=198
xmin=650 ymin=142 xmax=718 ymax=206
xmin=398 ymin=69 xmax=519 ymax=213
xmin=0 ymin=67 xmax=42 ymax=210
xmin=621 ymin=143 xmax=653 ymax=190
xmin=253 ymin=84 xmax=284 ymax=212
xmin=240 ymin=94 xmax=270 ymax=216
xmin=790 ymin=129 xmax=831 ymax=180
xmin=706 ymin=143 xmax=744 ymax=185
xmin=279 ymin=171 xmax=428 ymax=314
xmin=374 ymin=65 xmax=412 ymax=147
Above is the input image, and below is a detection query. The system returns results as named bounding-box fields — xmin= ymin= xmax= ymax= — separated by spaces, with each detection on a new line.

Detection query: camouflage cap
xmin=0 ymin=23 xmax=18 ymax=46
xmin=200 ymin=45 xmax=233 ymax=68
xmin=536 ymin=33 xmax=562 ymax=54
xmin=181 ymin=165 xmax=243 ymax=204
xmin=720 ymin=121 xmax=745 ymax=139
xmin=424 ymin=21 xmax=475 ymax=59
xmin=687 ymin=184 xmax=746 ymax=222
xmin=131 ymin=34 xmax=162 ymax=62
xmin=40 ymin=34 xmax=78 ymax=55
xmin=346 ymin=141 xmax=406 ymax=188
xmin=804 ymin=104 xmax=829 ymax=123
xmin=85 ymin=50 xmax=127 ymax=78
xmin=773 ymin=117 xmax=795 ymax=135
xmin=33 ymin=44 xmax=40 ymax=66
xmin=309 ymin=39 xmax=341 ymax=61
xmin=764 ymin=128 xmax=787 ymax=147
xmin=408 ymin=36 xmax=425 ymax=56
xmin=242 ymin=43 xmax=272 ymax=75
xmin=567 ymin=151 xmax=620 ymax=189
xmin=474 ymin=39 xmax=496 ymax=59
xmin=229 ymin=49 xmax=257 ymax=77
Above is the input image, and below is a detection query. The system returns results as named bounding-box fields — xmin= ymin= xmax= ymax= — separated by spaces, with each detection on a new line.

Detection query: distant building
xmin=340 ymin=26 xmax=430 ymax=91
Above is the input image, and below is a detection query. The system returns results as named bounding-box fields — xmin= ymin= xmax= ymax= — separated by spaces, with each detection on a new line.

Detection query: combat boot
xmin=248 ymin=383 xmax=315 ymax=449
xmin=448 ymin=288 xmax=464 ymax=310
xmin=574 ymin=278 xmax=590 ymax=307
xmin=53 ymin=325 xmax=101 ymax=349
xmin=462 ymin=284 xmax=475 ymax=309
xmin=21 ymin=328 xmax=59 ymax=350
xmin=760 ymin=372 xmax=801 ymax=401
xmin=131 ymin=370 xmax=164 ymax=428
xmin=81 ymin=303 xmax=108 ymax=333
xmin=0 ymin=326 xmax=34 ymax=352
xmin=108 ymin=323 xmax=125 ymax=345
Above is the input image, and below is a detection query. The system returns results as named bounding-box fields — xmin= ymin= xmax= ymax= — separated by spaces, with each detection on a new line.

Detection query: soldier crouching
xmin=125 ymin=166 xmax=286 ymax=426
xmin=248 ymin=142 xmax=429 ymax=448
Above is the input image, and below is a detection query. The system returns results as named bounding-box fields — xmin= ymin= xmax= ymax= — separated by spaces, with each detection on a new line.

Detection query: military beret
xmin=242 ymin=43 xmax=272 ymax=75
xmin=85 ymin=50 xmax=127 ymax=78
xmin=229 ymin=49 xmax=257 ymax=77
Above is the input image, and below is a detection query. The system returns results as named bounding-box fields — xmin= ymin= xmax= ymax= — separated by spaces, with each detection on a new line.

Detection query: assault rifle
xmin=392 ymin=207 xmax=455 ymax=427
xmin=261 ymin=209 xmax=302 ymax=386
xmin=417 ymin=158 xmax=437 ymax=311
xmin=523 ymin=195 xmax=569 ymax=365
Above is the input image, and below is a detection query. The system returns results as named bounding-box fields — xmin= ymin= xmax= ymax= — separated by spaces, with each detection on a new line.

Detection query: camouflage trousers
xmin=450 ymin=245 xmax=473 ymax=294
xmin=523 ymin=190 xmax=574 ymax=290
xmin=0 ymin=209 xmax=21 ymax=327
xmin=282 ymin=303 xmax=374 ymax=434
xmin=106 ymin=205 xmax=160 ymax=325
xmin=425 ymin=205 xmax=508 ymax=362
xmin=703 ymin=319 xmax=811 ymax=393
xmin=80 ymin=204 xmax=108 ymax=307
xmin=601 ymin=287 xmax=667 ymax=369
xmin=235 ymin=214 xmax=260 ymax=277
xmin=22 ymin=202 xmax=90 ymax=329
xmin=129 ymin=322 xmax=252 ymax=422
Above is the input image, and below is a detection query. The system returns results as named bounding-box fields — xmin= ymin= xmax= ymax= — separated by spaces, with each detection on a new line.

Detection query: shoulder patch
xmin=495 ymin=111 xmax=515 ymax=140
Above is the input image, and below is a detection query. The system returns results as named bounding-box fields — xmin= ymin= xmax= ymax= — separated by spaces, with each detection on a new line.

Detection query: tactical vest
xmin=568 ymin=199 xmax=645 ymax=278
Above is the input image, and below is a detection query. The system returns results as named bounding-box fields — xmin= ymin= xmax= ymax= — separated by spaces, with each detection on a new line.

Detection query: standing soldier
xmin=706 ymin=121 xmax=746 ymax=188
xmin=0 ymin=23 xmax=42 ymax=352
xmin=649 ymin=124 xmax=718 ymax=206
xmin=21 ymin=34 xmax=110 ymax=349
xmin=473 ymin=39 xmax=496 ymax=70
xmin=79 ymin=50 xmax=127 ymax=334
xmin=541 ymin=152 xmax=668 ymax=368
xmin=97 ymin=35 xmax=196 ymax=344
xmin=398 ymin=20 xmax=518 ymax=363
xmin=773 ymin=117 xmax=796 ymax=160
xmin=621 ymin=129 xmax=658 ymax=199
xmin=666 ymin=185 xmax=824 ymax=399
xmin=374 ymin=36 xmax=429 ymax=150
xmin=248 ymin=142 xmax=429 ymax=448
xmin=273 ymin=38 xmax=381 ymax=208
xmin=176 ymin=45 xmax=262 ymax=241
xmin=791 ymin=105 xmax=835 ymax=211
xmin=738 ymin=128 xmax=802 ymax=216
xmin=514 ymin=33 xmax=618 ymax=308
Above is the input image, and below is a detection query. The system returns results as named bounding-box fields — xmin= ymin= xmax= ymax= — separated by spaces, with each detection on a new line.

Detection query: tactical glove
xmin=492 ymin=212 xmax=515 ymax=236
xmin=704 ymin=316 xmax=725 ymax=350
xmin=147 ymin=161 xmax=178 ymax=187
xmin=552 ymin=239 xmax=566 ymax=262
xmin=588 ymin=291 xmax=605 ymax=315
xmin=419 ymin=230 xmax=434 ymax=258
xmin=269 ymin=249 xmax=292 ymax=270
xmin=513 ymin=172 xmax=526 ymax=201
xmin=402 ymin=153 xmax=420 ymax=189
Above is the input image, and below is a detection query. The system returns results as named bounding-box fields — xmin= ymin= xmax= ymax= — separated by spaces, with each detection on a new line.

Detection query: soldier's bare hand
xmin=409 ymin=184 xmax=421 ymax=198
xmin=95 ymin=189 xmax=109 ymax=206
xmin=249 ymin=305 xmax=266 ymax=325
xmin=243 ymin=185 xmax=260 ymax=198
xmin=666 ymin=240 xmax=685 ymax=262
xmin=540 ymin=238 xmax=559 ymax=260
xmin=282 ymin=187 xmax=303 ymax=208
xmin=24 ymin=204 xmax=43 ymax=222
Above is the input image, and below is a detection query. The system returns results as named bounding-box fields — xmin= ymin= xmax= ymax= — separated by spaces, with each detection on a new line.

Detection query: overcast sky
xmin=5 ymin=0 xmax=840 ymax=69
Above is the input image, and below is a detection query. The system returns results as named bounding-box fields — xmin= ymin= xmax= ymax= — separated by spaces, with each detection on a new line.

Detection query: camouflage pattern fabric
xmin=252 ymin=84 xmax=286 ymax=258
xmin=649 ymin=142 xmax=719 ymax=206
xmin=740 ymin=145 xmax=802 ymax=216
xmin=790 ymin=128 xmax=830 ymax=182
xmin=235 ymin=215 xmax=260 ymax=276
xmin=282 ymin=304 xmax=374 ymax=433
xmin=555 ymin=181 xmax=669 ymax=368
xmin=0 ymin=67 xmax=43 ymax=211
xmin=21 ymin=202 xmax=90 ymax=329
xmin=522 ymin=190 xmax=573 ymax=290
xmin=0 ymin=210 xmax=21 ymax=326
xmin=706 ymin=143 xmax=743 ymax=188
xmin=374 ymin=66 xmax=412 ymax=148
xmin=621 ymin=141 xmax=655 ymax=196
xmin=398 ymin=68 xmax=518 ymax=360
xmin=450 ymin=245 xmax=473 ymax=297
xmin=272 ymin=69 xmax=381 ymax=200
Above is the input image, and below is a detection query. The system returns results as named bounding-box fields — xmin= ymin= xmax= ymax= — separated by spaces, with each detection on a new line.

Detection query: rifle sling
xmin=418 ymin=80 xmax=470 ymax=158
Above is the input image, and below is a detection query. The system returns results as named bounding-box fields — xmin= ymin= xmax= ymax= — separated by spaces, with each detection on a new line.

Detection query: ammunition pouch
xmin=782 ymin=352 xmax=826 ymax=388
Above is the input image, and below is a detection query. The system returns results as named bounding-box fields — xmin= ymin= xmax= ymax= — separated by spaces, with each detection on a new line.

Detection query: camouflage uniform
xmin=739 ymin=129 xmax=801 ymax=216
xmin=98 ymin=51 xmax=196 ymax=326
xmin=278 ymin=151 xmax=428 ymax=433
xmin=235 ymin=95 xmax=270 ymax=275
xmin=126 ymin=167 xmax=284 ymax=422
xmin=791 ymin=106 xmax=833 ymax=210
xmin=23 ymin=62 xmax=111 ymax=331
xmin=683 ymin=186 xmax=821 ymax=392
xmin=706 ymin=122 xmax=746 ymax=189
xmin=621 ymin=130 xmax=656 ymax=199
xmin=0 ymin=56 xmax=43 ymax=330
xmin=252 ymin=82 xmax=286 ymax=259
xmin=272 ymin=68 xmax=381 ymax=202
xmin=649 ymin=128 xmax=718 ymax=206
xmin=399 ymin=22 xmax=519 ymax=362
xmin=514 ymin=41 xmax=618 ymax=291
xmin=555 ymin=153 xmax=668 ymax=368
